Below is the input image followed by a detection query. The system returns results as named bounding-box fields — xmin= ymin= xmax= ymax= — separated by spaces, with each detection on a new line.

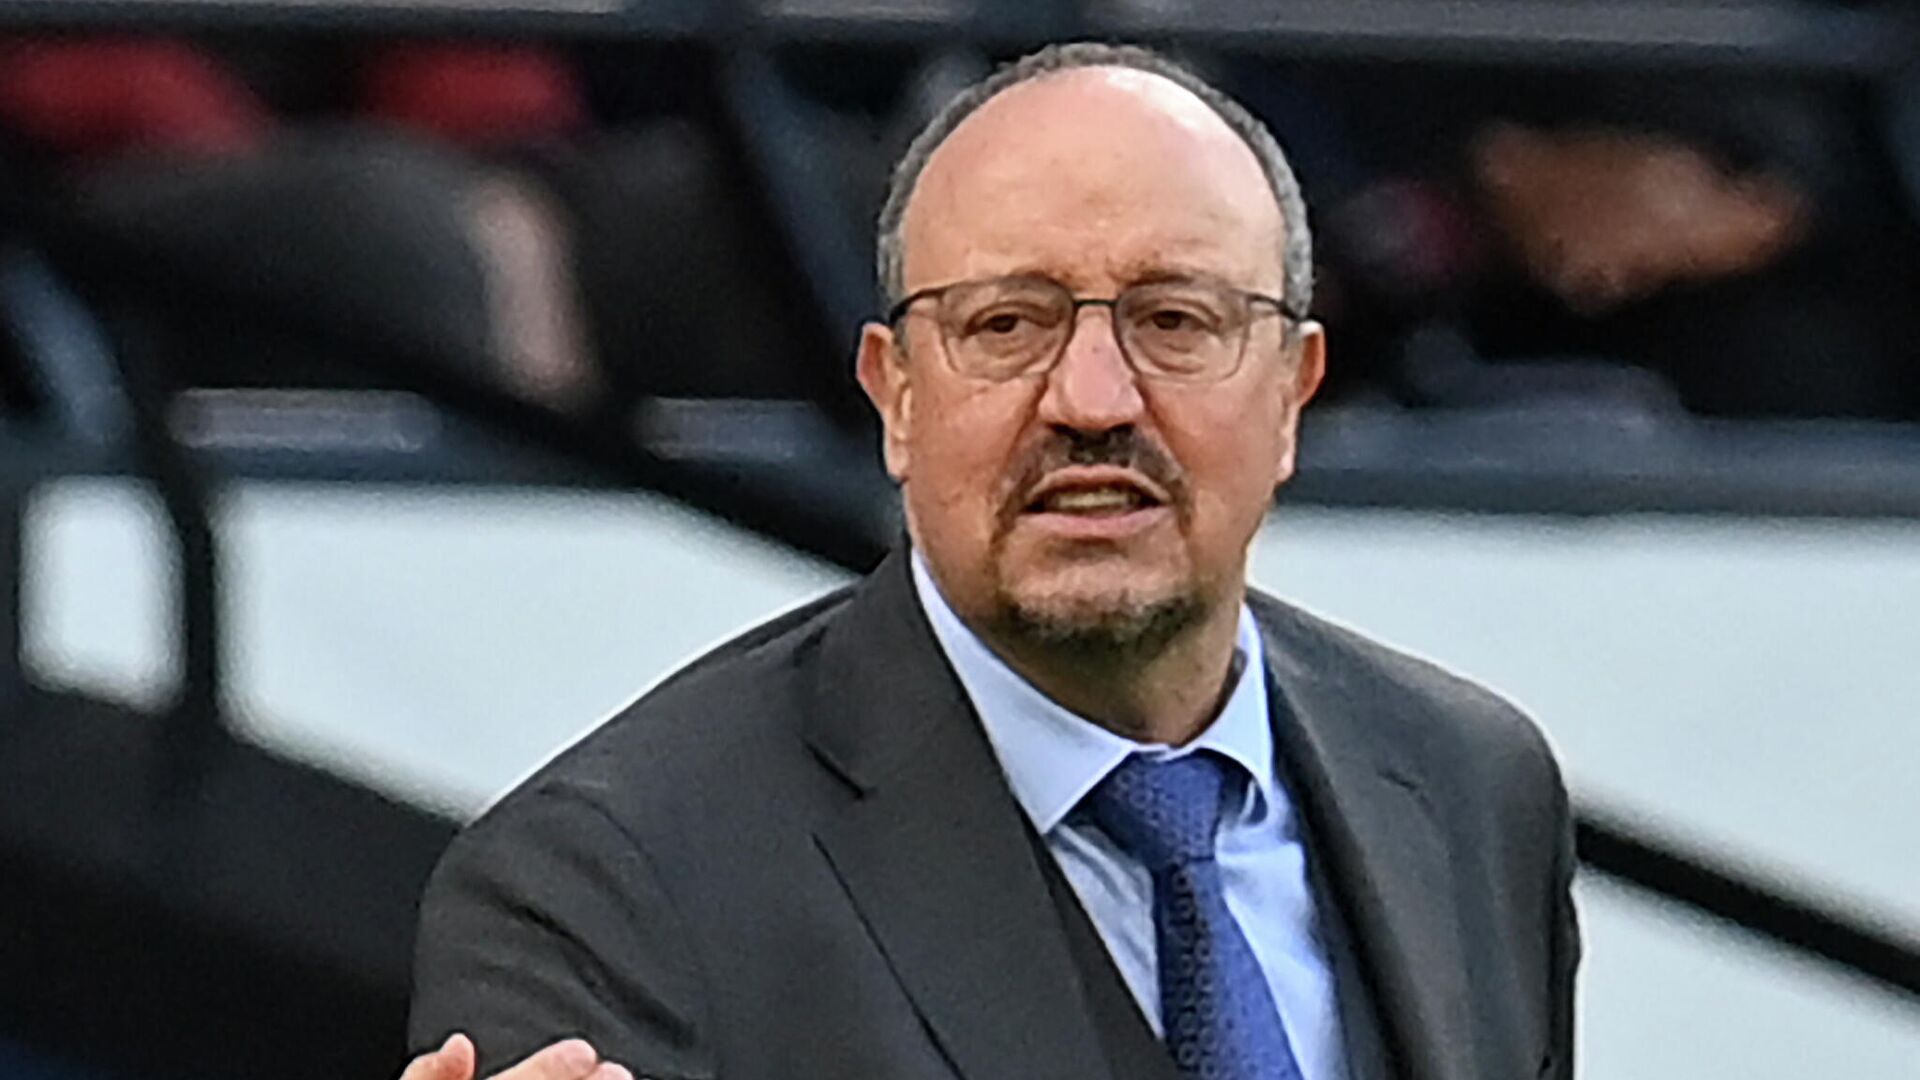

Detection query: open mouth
xmin=1022 ymin=470 xmax=1169 ymax=517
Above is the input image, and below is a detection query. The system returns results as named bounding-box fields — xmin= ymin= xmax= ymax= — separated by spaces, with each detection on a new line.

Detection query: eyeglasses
xmin=887 ymin=274 xmax=1302 ymax=384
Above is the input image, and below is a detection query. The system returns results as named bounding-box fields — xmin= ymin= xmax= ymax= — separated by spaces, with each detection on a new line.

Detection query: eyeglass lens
xmin=934 ymin=277 xmax=1253 ymax=382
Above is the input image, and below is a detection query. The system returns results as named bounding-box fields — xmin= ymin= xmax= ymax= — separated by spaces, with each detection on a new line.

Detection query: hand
xmin=1472 ymin=122 xmax=1804 ymax=312
xmin=401 ymin=1033 xmax=634 ymax=1080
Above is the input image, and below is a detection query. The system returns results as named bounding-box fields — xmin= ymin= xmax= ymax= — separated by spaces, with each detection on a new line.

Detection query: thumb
xmin=401 ymin=1034 xmax=476 ymax=1080
xmin=496 ymin=1039 xmax=601 ymax=1080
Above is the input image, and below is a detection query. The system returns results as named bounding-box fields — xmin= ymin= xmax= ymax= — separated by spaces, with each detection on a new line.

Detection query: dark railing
xmin=1578 ymin=813 xmax=1920 ymax=1002
xmin=1 ymin=0 xmax=1914 ymax=75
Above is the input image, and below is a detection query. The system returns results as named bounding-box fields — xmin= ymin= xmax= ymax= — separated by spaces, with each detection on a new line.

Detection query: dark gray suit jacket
xmin=410 ymin=549 xmax=1579 ymax=1080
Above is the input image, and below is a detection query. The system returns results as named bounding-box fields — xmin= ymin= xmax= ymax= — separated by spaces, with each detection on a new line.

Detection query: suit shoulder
xmin=1249 ymin=589 xmax=1558 ymax=774
xmin=475 ymin=583 xmax=853 ymax=826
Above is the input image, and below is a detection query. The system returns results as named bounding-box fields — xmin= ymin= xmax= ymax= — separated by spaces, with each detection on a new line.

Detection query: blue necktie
xmin=1084 ymin=752 xmax=1306 ymax=1080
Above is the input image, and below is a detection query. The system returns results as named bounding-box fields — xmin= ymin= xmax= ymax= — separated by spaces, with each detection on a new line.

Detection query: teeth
xmin=1044 ymin=487 xmax=1142 ymax=513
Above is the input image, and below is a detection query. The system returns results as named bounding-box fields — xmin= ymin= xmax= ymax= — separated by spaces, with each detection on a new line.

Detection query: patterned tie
xmin=1083 ymin=752 xmax=1306 ymax=1080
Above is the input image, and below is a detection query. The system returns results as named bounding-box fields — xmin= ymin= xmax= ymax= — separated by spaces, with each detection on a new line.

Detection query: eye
xmin=1147 ymin=308 xmax=1202 ymax=332
xmin=961 ymin=303 xmax=1056 ymax=339
xmin=978 ymin=311 xmax=1029 ymax=336
xmin=1133 ymin=303 xmax=1223 ymax=339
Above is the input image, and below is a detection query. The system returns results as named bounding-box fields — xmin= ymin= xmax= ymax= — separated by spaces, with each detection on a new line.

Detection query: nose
xmin=1036 ymin=306 xmax=1147 ymax=434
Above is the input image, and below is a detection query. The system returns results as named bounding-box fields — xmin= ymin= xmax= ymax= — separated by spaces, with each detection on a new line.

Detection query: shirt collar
xmin=911 ymin=550 xmax=1278 ymax=835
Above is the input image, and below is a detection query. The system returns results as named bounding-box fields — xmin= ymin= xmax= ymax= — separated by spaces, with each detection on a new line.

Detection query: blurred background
xmin=0 ymin=1 xmax=1917 ymax=1078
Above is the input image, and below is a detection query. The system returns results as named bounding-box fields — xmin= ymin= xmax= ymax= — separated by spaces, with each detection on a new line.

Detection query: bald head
xmin=875 ymin=43 xmax=1312 ymax=316
xmin=902 ymin=66 xmax=1284 ymax=300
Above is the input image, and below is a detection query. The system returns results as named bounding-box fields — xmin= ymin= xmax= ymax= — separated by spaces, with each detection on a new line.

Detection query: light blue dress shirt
xmin=911 ymin=554 xmax=1349 ymax=1080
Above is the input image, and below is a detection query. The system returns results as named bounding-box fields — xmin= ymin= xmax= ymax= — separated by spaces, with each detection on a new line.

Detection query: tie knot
xmin=1082 ymin=752 xmax=1234 ymax=874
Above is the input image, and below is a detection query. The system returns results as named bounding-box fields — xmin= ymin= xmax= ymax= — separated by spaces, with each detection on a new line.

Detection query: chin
xmin=990 ymin=565 xmax=1205 ymax=658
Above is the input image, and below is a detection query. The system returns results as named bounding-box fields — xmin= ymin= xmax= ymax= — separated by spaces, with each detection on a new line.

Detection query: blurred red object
xmin=360 ymin=43 xmax=586 ymax=149
xmin=0 ymin=38 xmax=272 ymax=160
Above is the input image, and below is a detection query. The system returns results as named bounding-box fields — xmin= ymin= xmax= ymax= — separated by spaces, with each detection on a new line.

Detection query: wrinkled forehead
xmin=902 ymin=68 xmax=1285 ymax=295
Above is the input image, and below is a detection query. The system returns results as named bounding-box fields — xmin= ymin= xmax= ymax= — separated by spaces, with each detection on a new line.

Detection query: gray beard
xmin=986 ymin=588 xmax=1207 ymax=672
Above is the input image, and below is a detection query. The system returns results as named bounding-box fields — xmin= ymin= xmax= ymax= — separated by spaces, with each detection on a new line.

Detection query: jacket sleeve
xmin=408 ymin=789 xmax=717 ymax=1080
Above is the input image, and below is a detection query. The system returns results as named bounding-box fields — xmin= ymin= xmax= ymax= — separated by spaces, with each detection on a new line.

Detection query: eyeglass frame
xmin=884 ymin=273 xmax=1308 ymax=384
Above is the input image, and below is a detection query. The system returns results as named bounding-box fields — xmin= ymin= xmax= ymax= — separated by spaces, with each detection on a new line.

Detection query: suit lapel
xmin=805 ymin=550 xmax=1117 ymax=1080
xmin=1306 ymin=844 xmax=1394 ymax=1080
xmin=1253 ymin=595 xmax=1478 ymax=1080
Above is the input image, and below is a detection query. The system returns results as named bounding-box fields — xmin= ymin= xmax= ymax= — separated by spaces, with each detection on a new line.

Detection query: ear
xmin=856 ymin=321 xmax=914 ymax=482
xmin=1272 ymin=320 xmax=1327 ymax=487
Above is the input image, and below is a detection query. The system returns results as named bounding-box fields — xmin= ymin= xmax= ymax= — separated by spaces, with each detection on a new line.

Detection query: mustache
xmin=1001 ymin=428 xmax=1187 ymax=517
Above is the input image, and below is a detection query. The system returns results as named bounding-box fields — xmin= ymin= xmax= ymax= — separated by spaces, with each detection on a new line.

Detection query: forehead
xmin=903 ymin=67 xmax=1285 ymax=294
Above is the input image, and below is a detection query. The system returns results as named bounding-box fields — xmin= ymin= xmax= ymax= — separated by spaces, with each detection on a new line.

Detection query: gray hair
xmin=875 ymin=42 xmax=1313 ymax=317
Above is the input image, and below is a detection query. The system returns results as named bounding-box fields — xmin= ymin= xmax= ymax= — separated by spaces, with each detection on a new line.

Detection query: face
xmin=858 ymin=68 xmax=1325 ymax=649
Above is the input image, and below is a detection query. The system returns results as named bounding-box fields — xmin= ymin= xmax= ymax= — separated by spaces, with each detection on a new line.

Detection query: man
xmin=405 ymin=42 xmax=1579 ymax=1080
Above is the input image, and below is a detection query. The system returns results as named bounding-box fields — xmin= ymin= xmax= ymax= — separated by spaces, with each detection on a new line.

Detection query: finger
xmin=588 ymin=1065 xmax=634 ymax=1080
xmin=401 ymin=1033 xmax=475 ymax=1080
xmin=499 ymin=1038 xmax=600 ymax=1080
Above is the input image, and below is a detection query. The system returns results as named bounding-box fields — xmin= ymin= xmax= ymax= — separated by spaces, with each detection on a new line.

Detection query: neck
xmin=985 ymin=594 xmax=1245 ymax=746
